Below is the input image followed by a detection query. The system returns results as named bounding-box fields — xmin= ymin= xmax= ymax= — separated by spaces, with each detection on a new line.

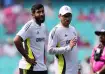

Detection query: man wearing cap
xmin=90 ymin=29 xmax=105 ymax=74
xmin=48 ymin=5 xmax=78 ymax=74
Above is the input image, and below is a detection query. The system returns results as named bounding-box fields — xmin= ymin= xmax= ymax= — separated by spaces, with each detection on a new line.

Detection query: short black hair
xmin=31 ymin=4 xmax=44 ymax=14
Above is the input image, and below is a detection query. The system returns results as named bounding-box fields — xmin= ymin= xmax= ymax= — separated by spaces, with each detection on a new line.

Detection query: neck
xmin=65 ymin=25 xmax=69 ymax=28
xmin=60 ymin=22 xmax=69 ymax=28
xmin=33 ymin=18 xmax=41 ymax=26
xmin=36 ymin=21 xmax=41 ymax=26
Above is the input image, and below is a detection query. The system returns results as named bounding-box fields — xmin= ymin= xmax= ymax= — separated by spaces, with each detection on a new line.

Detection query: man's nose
xmin=40 ymin=12 xmax=44 ymax=16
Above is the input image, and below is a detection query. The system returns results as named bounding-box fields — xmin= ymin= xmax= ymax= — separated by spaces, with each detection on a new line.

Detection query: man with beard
xmin=90 ymin=29 xmax=105 ymax=74
xmin=14 ymin=4 xmax=48 ymax=74
xmin=48 ymin=5 xmax=78 ymax=74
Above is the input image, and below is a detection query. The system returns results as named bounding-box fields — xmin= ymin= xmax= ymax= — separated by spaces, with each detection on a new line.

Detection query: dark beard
xmin=36 ymin=17 xmax=45 ymax=24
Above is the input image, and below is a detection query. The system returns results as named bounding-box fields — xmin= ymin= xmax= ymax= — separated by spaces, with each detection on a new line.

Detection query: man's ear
xmin=32 ymin=13 xmax=34 ymax=16
xmin=58 ymin=14 xmax=61 ymax=18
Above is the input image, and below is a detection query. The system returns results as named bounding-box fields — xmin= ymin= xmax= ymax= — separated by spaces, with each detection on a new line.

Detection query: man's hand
xmin=69 ymin=37 xmax=77 ymax=49
xmin=25 ymin=56 xmax=37 ymax=65
xmin=14 ymin=36 xmax=37 ymax=65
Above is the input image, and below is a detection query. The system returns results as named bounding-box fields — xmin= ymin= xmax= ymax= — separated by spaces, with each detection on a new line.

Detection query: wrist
xmin=68 ymin=45 xmax=72 ymax=51
xmin=24 ymin=55 xmax=29 ymax=59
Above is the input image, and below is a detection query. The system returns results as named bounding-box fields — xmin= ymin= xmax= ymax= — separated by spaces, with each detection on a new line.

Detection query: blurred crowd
xmin=77 ymin=7 xmax=105 ymax=30
xmin=0 ymin=4 xmax=31 ymax=35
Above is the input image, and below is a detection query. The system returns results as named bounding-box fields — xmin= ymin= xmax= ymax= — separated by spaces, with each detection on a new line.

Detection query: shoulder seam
xmin=25 ymin=22 xmax=32 ymax=32
xmin=51 ymin=27 xmax=58 ymax=39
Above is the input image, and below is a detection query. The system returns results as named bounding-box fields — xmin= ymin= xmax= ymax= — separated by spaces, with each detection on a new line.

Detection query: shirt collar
xmin=58 ymin=22 xmax=70 ymax=28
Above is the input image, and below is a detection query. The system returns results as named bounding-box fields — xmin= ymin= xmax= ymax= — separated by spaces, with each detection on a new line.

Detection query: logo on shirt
xmin=73 ymin=32 xmax=76 ymax=36
xmin=36 ymin=31 xmax=39 ymax=34
xmin=66 ymin=40 xmax=70 ymax=45
xmin=65 ymin=34 xmax=68 ymax=37
xmin=36 ymin=38 xmax=45 ymax=42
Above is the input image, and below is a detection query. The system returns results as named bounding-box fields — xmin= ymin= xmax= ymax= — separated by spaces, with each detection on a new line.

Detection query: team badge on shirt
xmin=65 ymin=34 xmax=68 ymax=37
xmin=37 ymin=31 xmax=39 ymax=34
xmin=73 ymin=32 xmax=76 ymax=36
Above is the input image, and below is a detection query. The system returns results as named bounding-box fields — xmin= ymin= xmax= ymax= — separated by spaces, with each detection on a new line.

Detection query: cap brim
xmin=95 ymin=31 xmax=105 ymax=36
xmin=61 ymin=12 xmax=72 ymax=15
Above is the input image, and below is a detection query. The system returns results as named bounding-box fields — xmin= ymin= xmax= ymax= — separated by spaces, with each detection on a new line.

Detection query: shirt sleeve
xmin=16 ymin=23 xmax=32 ymax=41
xmin=48 ymin=28 xmax=72 ymax=54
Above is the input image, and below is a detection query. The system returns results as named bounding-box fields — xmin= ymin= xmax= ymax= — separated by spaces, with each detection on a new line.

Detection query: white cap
xmin=95 ymin=29 xmax=105 ymax=36
xmin=59 ymin=5 xmax=72 ymax=15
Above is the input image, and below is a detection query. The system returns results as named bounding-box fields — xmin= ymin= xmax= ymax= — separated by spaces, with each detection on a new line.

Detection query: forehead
xmin=35 ymin=7 xmax=44 ymax=12
xmin=62 ymin=13 xmax=72 ymax=17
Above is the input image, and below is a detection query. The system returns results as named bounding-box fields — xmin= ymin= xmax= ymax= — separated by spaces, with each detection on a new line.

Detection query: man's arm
xmin=14 ymin=35 xmax=36 ymax=65
xmin=14 ymin=35 xmax=28 ymax=58
xmin=48 ymin=38 xmax=77 ymax=54
xmin=48 ymin=29 xmax=77 ymax=54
